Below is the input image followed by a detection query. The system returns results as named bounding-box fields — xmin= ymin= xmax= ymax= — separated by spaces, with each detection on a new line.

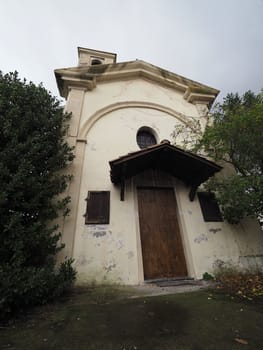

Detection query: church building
xmin=55 ymin=47 xmax=263 ymax=284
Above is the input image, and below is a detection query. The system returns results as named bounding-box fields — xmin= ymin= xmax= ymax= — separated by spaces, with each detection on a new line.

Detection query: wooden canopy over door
xmin=109 ymin=141 xmax=222 ymax=201
xmin=137 ymin=187 xmax=187 ymax=280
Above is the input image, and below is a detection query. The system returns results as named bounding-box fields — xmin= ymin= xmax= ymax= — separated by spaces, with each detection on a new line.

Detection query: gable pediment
xmin=55 ymin=59 xmax=219 ymax=106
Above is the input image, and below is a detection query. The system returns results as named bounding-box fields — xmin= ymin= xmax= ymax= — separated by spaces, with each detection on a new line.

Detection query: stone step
xmin=156 ymin=279 xmax=202 ymax=287
xmin=144 ymin=277 xmax=203 ymax=287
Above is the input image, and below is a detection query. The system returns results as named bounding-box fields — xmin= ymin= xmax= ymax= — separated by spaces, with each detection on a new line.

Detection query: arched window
xmin=136 ymin=128 xmax=157 ymax=149
xmin=91 ymin=59 xmax=102 ymax=65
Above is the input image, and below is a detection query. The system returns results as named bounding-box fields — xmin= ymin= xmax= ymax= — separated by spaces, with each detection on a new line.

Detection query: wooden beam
xmin=189 ymin=184 xmax=198 ymax=201
xmin=120 ymin=163 xmax=127 ymax=201
xmin=120 ymin=177 xmax=125 ymax=201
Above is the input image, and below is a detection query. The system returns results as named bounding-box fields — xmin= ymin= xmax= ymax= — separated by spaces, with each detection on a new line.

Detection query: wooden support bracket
xmin=120 ymin=177 xmax=125 ymax=201
xmin=189 ymin=184 xmax=198 ymax=201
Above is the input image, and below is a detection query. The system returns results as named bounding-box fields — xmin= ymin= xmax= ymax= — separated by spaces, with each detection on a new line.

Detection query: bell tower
xmin=78 ymin=47 xmax=117 ymax=66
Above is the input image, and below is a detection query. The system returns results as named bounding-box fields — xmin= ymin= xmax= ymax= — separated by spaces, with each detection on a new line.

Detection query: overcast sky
xmin=1 ymin=0 xmax=262 ymax=102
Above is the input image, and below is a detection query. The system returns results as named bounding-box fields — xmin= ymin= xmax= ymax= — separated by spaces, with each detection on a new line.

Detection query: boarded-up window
xmin=85 ymin=191 xmax=110 ymax=224
xmin=198 ymin=192 xmax=223 ymax=222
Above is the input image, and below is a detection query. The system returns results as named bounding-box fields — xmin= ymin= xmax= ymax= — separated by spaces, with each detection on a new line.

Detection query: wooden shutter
xmin=198 ymin=192 xmax=222 ymax=222
xmin=85 ymin=191 xmax=110 ymax=224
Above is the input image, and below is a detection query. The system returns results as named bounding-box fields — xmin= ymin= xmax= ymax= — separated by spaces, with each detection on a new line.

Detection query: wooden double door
xmin=137 ymin=187 xmax=187 ymax=280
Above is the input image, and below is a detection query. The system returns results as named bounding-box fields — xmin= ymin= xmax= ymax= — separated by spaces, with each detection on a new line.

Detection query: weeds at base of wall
xmin=202 ymin=272 xmax=215 ymax=281
xmin=212 ymin=260 xmax=263 ymax=302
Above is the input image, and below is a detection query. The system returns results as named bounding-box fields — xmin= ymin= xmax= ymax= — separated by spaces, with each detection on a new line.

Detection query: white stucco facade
xmin=55 ymin=48 xmax=263 ymax=285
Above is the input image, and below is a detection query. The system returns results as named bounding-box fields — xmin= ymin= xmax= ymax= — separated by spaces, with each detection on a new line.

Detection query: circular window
xmin=136 ymin=128 xmax=157 ymax=149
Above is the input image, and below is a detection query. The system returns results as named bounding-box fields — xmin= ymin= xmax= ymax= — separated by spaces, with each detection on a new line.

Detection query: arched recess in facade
xmin=77 ymin=101 xmax=195 ymax=141
xmin=60 ymin=100 xmax=197 ymax=260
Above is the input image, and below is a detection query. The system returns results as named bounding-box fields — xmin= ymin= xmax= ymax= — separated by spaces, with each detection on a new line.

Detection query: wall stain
xmin=194 ymin=234 xmax=208 ymax=244
xmin=116 ymin=240 xmax=124 ymax=250
xmin=104 ymin=263 xmax=116 ymax=273
xmin=209 ymin=228 xmax=222 ymax=234
xmin=93 ymin=231 xmax=107 ymax=238
xmin=77 ymin=256 xmax=94 ymax=266
xmin=87 ymin=141 xmax=97 ymax=151
xmin=127 ymin=251 xmax=134 ymax=259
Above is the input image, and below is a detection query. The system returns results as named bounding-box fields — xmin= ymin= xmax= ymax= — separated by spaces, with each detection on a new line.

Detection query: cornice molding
xmin=55 ymin=60 xmax=219 ymax=107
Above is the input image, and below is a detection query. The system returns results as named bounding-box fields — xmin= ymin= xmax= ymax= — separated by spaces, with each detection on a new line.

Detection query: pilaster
xmin=58 ymin=86 xmax=87 ymax=261
xmin=195 ymin=103 xmax=210 ymax=131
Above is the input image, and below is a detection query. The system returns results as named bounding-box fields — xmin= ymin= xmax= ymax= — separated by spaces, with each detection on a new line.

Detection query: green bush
xmin=0 ymin=260 xmax=76 ymax=319
xmin=202 ymin=272 xmax=215 ymax=281
xmin=0 ymin=72 xmax=76 ymax=321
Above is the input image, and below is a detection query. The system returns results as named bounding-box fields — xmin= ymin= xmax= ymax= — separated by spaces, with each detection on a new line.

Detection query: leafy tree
xmin=172 ymin=90 xmax=263 ymax=224
xmin=0 ymin=72 xmax=76 ymax=319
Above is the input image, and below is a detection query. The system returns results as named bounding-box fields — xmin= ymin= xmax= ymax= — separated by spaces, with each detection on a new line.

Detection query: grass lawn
xmin=1 ymin=286 xmax=263 ymax=350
